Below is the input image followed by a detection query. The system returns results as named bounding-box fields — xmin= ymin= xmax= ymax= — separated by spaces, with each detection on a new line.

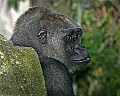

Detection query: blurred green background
xmin=5 ymin=0 xmax=120 ymax=96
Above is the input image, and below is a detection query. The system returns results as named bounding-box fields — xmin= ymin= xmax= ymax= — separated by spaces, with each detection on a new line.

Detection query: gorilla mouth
xmin=73 ymin=57 xmax=90 ymax=63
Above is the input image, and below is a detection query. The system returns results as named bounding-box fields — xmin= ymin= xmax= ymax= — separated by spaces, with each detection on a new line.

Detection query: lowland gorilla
xmin=10 ymin=6 xmax=90 ymax=96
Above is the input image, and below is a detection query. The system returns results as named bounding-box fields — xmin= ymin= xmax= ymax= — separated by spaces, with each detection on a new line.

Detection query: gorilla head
xmin=10 ymin=6 xmax=90 ymax=76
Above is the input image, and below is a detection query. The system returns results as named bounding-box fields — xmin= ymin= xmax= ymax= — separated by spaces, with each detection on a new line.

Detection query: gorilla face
xmin=62 ymin=27 xmax=90 ymax=75
xmin=35 ymin=26 xmax=90 ymax=75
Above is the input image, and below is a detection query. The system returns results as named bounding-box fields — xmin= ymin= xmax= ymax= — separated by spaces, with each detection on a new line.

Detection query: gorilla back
xmin=11 ymin=6 xmax=90 ymax=96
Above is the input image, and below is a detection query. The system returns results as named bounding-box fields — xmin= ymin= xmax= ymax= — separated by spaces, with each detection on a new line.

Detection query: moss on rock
xmin=0 ymin=34 xmax=47 ymax=96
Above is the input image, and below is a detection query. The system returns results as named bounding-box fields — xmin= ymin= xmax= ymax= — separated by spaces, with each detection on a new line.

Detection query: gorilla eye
xmin=73 ymin=34 xmax=79 ymax=40
xmin=64 ymin=35 xmax=71 ymax=41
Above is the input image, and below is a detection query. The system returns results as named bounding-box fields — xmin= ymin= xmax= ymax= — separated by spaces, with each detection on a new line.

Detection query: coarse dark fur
xmin=10 ymin=5 xmax=90 ymax=96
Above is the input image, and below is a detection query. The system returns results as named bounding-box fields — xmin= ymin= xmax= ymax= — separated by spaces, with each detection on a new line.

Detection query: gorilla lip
xmin=73 ymin=57 xmax=90 ymax=63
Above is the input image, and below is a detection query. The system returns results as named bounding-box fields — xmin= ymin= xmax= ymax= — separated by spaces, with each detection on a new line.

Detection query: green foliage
xmin=77 ymin=2 xmax=120 ymax=96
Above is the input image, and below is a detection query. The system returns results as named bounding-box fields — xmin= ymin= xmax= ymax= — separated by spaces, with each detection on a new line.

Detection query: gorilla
xmin=10 ymin=6 xmax=90 ymax=96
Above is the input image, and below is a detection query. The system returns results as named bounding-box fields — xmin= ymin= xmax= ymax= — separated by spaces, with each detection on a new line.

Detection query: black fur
xmin=10 ymin=6 xmax=90 ymax=96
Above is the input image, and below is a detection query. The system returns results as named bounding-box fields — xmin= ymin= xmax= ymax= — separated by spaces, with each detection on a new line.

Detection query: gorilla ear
xmin=37 ymin=28 xmax=47 ymax=44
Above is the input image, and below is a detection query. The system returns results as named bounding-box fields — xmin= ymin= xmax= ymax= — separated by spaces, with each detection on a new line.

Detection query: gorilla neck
xmin=38 ymin=57 xmax=74 ymax=96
